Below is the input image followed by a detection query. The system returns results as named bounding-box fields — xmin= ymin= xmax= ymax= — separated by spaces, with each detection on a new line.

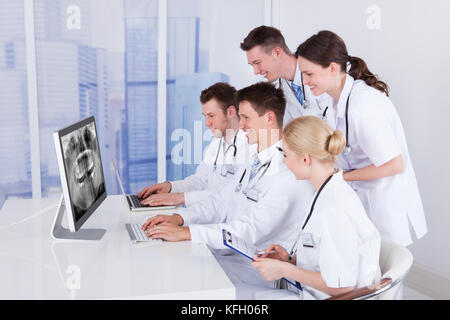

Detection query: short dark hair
xmin=240 ymin=25 xmax=292 ymax=55
xmin=200 ymin=82 xmax=238 ymax=114
xmin=237 ymin=82 xmax=286 ymax=128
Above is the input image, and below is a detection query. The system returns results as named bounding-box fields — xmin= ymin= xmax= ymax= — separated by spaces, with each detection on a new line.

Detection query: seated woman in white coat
xmin=251 ymin=116 xmax=381 ymax=300
xmin=137 ymin=82 xmax=251 ymax=207
xmin=294 ymin=30 xmax=427 ymax=246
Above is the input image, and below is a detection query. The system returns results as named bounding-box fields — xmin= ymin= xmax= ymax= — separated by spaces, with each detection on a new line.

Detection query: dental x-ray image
xmin=61 ymin=122 xmax=105 ymax=222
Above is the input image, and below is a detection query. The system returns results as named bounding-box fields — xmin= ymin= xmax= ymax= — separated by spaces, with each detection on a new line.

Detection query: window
xmin=166 ymin=0 xmax=265 ymax=181
xmin=0 ymin=2 xmax=31 ymax=208
xmin=0 ymin=0 xmax=265 ymax=210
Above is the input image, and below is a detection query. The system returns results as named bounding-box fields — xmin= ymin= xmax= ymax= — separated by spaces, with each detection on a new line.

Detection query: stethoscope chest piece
xmin=343 ymin=145 xmax=352 ymax=156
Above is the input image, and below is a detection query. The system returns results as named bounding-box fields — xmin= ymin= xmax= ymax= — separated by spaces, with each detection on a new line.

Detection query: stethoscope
xmin=288 ymin=172 xmax=334 ymax=260
xmin=279 ymin=75 xmax=309 ymax=109
xmin=299 ymin=73 xmax=309 ymax=109
xmin=234 ymin=160 xmax=272 ymax=202
xmin=342 ymin=85 xmax=355 ymax=156
xmin=282 ymin=172 xmax=334 ymax=293
xmin=213 ymin=133 xmax=238 ymax=174
xmin=318 ymin=82 xmax=354 ymax=157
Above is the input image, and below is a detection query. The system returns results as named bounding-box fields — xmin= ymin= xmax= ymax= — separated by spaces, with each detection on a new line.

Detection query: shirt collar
xmin=255 ymin=140 xmax=282 ymax=165
xmin=336 ymin=74 xmax=355 ymax=119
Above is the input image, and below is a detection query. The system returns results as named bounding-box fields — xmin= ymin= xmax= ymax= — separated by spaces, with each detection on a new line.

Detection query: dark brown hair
xmin=240 ymin=25 xmax=292 ymax=55
xmin=295 ymin=30 xmax=389 ymax=96
xmin=200 ymin=82 xmax=238 ymax=114
xmin=237 ymin=82 xmax=286 ymax=128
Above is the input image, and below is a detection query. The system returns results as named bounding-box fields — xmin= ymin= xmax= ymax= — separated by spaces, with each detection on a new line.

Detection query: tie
xmin=249 ymin=157 xmax=261 ymax=182
xmin=291 ymin=82 xmax=304 ymax=105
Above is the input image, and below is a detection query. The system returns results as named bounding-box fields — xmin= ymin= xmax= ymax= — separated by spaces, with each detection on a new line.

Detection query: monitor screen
xmin=54 ymin=116 xmax=106 ymax=231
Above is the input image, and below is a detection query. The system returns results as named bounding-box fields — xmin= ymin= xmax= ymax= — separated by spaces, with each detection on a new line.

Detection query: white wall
xmin=209 ymin=0 xmax=266 ymax=89
xmin=278 ymin=0 xmax=450 ymax=283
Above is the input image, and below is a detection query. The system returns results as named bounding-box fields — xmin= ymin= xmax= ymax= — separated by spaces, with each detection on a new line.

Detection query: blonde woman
xmin=251 ymin=116 xmax=381 ymax=300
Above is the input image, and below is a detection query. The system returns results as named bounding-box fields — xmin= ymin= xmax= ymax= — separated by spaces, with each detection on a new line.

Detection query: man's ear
xmin=272 ymin=46 xmax=283 ymax=58
xmin=226 ymin=105 xmax=237 ymax=118
xmin=266 ymin=110 xmax=277 ymax=126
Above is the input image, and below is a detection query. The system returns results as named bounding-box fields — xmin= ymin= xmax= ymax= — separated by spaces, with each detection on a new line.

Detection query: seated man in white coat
xmin=137 ymin=82 xmax=251 ymax=207
xmin=141 ymin=82 xmax=314 ymax=299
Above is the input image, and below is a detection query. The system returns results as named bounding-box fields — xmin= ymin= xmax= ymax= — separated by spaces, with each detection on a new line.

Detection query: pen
xmin=255 ymin=250 xmax=277 ymax=256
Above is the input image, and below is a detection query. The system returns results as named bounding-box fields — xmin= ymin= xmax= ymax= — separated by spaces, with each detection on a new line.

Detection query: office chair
xmin=327 ymin=240 xmax=413 ymax=300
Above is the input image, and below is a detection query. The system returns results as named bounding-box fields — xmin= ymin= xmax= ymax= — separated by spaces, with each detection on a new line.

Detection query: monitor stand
xmin=51 ymin=194 xmax=106 ymax=241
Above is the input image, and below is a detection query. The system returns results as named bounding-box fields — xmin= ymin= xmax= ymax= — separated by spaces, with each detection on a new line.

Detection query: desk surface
xmin=0 ymin=195 xmax=235 ymax=299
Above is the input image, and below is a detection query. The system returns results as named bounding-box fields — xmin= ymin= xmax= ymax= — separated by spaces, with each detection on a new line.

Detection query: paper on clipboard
xmin=222 ymin=229 xmax=258 ymax=261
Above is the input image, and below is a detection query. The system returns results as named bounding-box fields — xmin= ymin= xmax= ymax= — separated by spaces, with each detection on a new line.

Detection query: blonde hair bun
xmin=327 ymin=130 xmax=346 ymax=156
xmin=283 ymin=116 xmax=346 ymax=162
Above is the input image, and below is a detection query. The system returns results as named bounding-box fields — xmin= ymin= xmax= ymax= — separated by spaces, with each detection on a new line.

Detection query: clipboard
xmin=222 ymin=229 xmax=258 ymax=261
xmin=222 ymin=229 xmax=303 ymax=291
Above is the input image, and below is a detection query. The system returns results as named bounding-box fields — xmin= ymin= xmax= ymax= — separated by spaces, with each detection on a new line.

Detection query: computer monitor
xmin=52 ymin=116 xmax=106 ymax=241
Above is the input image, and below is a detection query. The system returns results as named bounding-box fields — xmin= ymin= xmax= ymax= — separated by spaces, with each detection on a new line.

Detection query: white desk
xmin=0 ymin=195 xmax=235 ymax=299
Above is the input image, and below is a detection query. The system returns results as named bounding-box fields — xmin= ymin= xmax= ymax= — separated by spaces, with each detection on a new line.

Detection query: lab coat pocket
xmin=298 ymin=233 xmax=321 ymax=273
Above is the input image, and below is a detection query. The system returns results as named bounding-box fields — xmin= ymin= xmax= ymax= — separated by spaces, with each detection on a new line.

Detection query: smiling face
xmin=246 ymin=45 xmax=283 ymax=83
xmin=201 ymin=98 xmax=228 ymax=138
xmin=297 ymin=56 xmax=336 ymax=97
xmin=238 ymin=100 xmax=269 ymax=146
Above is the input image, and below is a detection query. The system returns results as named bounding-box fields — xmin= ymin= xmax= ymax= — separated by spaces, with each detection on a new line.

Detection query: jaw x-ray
xmin=61 ymin=122 xmax=105 ymax=222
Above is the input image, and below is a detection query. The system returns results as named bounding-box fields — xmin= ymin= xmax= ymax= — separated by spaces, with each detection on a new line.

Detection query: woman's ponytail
xmin=348 ymin=56 xmax=389 ymax=96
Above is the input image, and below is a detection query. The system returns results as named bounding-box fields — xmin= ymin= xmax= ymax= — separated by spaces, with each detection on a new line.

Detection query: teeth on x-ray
xmin=61 ymin=123 xmax=105 ymax=222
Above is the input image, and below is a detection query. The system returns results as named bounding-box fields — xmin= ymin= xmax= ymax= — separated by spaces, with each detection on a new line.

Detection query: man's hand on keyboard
xmin=140 ymin=193 xmax=185 ymax=207
xmin=141 ymin=214 xmax=183 ymax=231
xmin=137 ymin=181 xmax=172 ymax=199
xmin=145 ymin=223 xmax=191 ymax=242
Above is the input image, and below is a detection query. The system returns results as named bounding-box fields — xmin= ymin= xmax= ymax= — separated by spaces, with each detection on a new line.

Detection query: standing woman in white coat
xmin=294 ymin=30 xmax=427 ymax=246
xmin=252 ymin=116 xmax=381 ymax=300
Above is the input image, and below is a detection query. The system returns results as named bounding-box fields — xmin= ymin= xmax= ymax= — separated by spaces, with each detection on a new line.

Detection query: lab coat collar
xmin=336 ymin=74 xmax=355 ymax=120
xmin=223 ymin=129 xmax=239 ymax=148
xmin=318 ymin=169 xmax=344 ymax=194
xmin=291 ymin=63 xmax=302 ymax=87
xmin=255 ymin=140 xmax=282 ymax=165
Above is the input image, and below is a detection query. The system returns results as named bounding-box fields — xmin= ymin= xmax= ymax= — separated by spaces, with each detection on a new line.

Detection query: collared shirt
xmin=326 ymin=74 xmax=427 ymax=246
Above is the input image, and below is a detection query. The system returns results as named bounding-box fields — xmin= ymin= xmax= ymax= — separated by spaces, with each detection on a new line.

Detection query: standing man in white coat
xmin=141 ymin=82 xmax=314 ymax=298
xmin=240 ymin=25 xmax=331 ymax=127
xmin=137 ymin=82 xmax=251 ymax=207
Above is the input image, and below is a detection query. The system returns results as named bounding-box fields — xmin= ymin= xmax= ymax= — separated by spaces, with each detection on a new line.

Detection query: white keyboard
xmin=125 ymin=223 xmax=162 ymax=244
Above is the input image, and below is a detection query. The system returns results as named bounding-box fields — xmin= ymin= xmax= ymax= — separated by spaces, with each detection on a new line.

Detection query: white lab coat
xmin=254 ymin=170 xmax=381 ymax=300
xmin=275 ymin=64 xmax=332 ymax=127
xmin=170 ymin=129 xmax=253 ymax=206
xmin=328 ymin=74 xmax=427 ymax=246
xmin=178 ymin=141 xmax=314 ymax=251
xmin=176 ymin=141 xmax=315 ymax=299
